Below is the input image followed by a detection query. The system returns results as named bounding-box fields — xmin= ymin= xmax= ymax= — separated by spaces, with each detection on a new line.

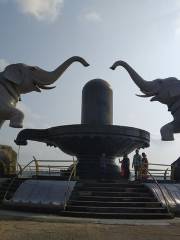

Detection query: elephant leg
xmin=9 ymin=108 xmax=24 ymax=128
xmin=160 ymin=122 xmax=174 ymax=141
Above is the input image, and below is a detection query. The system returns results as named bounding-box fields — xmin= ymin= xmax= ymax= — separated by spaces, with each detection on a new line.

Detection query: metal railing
xmin=3 ymin=157 xmax=77 ymax=202
xmin=148 ymin=163 xmax=171 ymax=180
xmin=13 ymin=159 xmax=173 ymax=182
xmin=63 ymin=160 xmax=78 ymax=210
xmin=130 ymin=162 xmax=173 ymax=216
xmin=130 ymin=163 xmax=171 ymax=181
xmin=146 ymin=169 xmax=173 ymax=217
xmin=19 ymin=159 xmax=75 ymax=177
xmin=3 ymin=159 xmax=36 ymax=201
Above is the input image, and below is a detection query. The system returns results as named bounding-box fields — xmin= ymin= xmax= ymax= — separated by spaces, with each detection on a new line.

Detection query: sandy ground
xmin=0 ymin=219 xmax=180 ymax=240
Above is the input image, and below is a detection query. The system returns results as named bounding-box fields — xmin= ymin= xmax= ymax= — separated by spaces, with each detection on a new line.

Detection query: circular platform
xmin=15 ymin=124 xmax=150 ymax=179
xmin=15 ymin=124 xmax=150 ymax=157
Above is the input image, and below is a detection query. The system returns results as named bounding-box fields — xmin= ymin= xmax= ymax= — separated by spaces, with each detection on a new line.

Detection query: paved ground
xmin=0 ymin=210 xmax=180 ymax=240
xmin=1 ymin=220 xmax=180 ymax=240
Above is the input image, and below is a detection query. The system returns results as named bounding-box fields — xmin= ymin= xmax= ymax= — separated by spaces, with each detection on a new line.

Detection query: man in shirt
xmin=132 ymin=149 xmax=142 ymax=180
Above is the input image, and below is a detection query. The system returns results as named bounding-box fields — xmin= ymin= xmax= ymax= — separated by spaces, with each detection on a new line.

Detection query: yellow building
xmin=0 ymin=145 xmax=17 ymax=177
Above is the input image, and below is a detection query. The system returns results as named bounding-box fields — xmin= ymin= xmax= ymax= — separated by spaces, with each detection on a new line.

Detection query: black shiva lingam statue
xmin=15 ymin=79 xmax=150 ymax=179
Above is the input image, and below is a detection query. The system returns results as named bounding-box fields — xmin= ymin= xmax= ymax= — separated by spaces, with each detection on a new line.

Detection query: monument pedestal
xmin=77 ymin=155 xmax=120 ymax=179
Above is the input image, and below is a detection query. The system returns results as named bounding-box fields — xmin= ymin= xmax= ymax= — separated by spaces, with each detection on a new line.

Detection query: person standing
xmin=132 ymin=149 xmax=142 ymax=180
xmin=140 ymin=152 xmax=149 ymax=180
xmin=119 ymin=154 xmax=130 ymax=179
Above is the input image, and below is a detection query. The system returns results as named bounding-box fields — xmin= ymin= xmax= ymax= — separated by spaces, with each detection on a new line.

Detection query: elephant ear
xmin=168 ymin=79 xmax=180 ymax=98
xmin=3 ymin=64 xmax=23 ymax=85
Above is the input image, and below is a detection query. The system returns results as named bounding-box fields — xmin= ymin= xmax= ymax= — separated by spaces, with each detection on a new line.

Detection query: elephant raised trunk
xmin=110 ymin=61 xmax=156 ymax=96
xmin=110 ymin=60 xmax=180 ymax=141
xmin=0 ymin=56 xmax=89 ymax=129
xmin=37 ymin=56 xmax=89 ymax=86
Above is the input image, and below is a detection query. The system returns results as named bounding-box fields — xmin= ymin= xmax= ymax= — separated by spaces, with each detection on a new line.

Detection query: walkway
xmin=0 ymin=210 xmax=180 ymax=240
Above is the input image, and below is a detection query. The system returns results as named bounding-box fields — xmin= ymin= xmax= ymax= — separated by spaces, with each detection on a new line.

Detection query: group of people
xmin=120 ymin=149 xmax=149 ymax=181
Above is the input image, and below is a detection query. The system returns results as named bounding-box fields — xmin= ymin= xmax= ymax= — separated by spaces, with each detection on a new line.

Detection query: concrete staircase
xmin=62 ymin=181 xmax=173 ymax=219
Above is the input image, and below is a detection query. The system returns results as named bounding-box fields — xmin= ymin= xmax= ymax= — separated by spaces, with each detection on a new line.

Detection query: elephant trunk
xmin=37 ymin=56 xmax=89 ymax=85
xmin=111 ymin=61 xmax=154 ymax=94
xmin=15 ymin=129 xmax=50 ymax=146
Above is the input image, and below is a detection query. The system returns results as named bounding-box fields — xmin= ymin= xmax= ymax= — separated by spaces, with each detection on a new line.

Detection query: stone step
xmin=68 ymin=200 xmax=162 ymax=207
xmin=79 ymin=183 xmax=146 ymax=188
xmin=66 ymin=205 xmax=167 ymax=213
xmin=75 ymin=186 xmax=149 ymax=193
xmin=74 ymin=195 xmax=156 ymax=202
xmin=61 ymin=211 xmax=173 ymax=219
xmin=75 ymin=191 xmax=151 ymax=197
xmin=63 ymin=182 xmax=173 ymax=219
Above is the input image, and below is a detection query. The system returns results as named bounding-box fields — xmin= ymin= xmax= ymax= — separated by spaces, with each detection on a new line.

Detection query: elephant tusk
xmin=34 ymin=85 xmax=41 ymax=92
xmin=38 ymin=85 xmax=56 ymax=90
xmin=136 ymin=94 xmax=151 ymax=98
xmin=150 ymin=96 xmax=159 ymax=101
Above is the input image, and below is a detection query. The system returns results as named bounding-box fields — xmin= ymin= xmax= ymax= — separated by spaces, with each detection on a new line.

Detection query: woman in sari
xmin=120 ymin=154 xmax=130 ymax=179
xmin=140 ymin=152 xmax=149 ymax=180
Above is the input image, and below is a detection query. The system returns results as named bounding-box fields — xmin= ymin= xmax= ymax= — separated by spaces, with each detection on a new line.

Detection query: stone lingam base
xmin=15 ymin=124 xmax=149 ymax=179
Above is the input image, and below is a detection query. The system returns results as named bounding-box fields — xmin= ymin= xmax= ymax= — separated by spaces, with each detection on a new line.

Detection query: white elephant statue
xmin=110 ymin=60 xmax=180 ymax=141
xmin=0 ymin=56 xmax=89 ymax=129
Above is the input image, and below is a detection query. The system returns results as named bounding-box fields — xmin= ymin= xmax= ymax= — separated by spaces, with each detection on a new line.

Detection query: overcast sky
xmin=1 ymin=0 xmax=180 ymax=166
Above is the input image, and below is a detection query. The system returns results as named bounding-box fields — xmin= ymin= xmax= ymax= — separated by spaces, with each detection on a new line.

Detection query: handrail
xmin=18 ymin=158 xmax=75 ymax=177
xmin=3 ymin=159 xmax=36 ymax=201
xmin=63 ymin=161 xmax=77 ymax=210
xmin=36 ymin=165 xmax=72 ymax=168
xmin=146 ymin=169 xmax=173 ymax=216
xmin=17 ymin=163 xmax=23 ymax=175
xmin=37 ymin=160 xmax=74 ymax=162
xmin=148 ymin=163 xmax=171 ymax=167
xmin=148 ymin=168 xmax=171 ymax=171
xmin=131 ymin=163 xmax=171 ymax=179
